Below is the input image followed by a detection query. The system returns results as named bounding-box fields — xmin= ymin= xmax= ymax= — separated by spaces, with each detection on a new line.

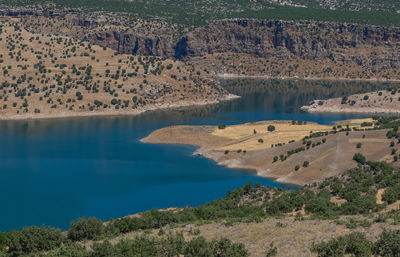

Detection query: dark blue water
xmin=0 ymin=79 xmax=394 ymax=231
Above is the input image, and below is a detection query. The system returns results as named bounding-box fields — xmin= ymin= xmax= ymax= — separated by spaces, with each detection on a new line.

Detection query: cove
xmin=0 ymin=79 xmax=397 ymax=231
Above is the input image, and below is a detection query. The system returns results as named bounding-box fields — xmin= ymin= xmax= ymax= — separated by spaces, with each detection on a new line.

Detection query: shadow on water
xmin=0 ymin=79 xmax=399 ymax=231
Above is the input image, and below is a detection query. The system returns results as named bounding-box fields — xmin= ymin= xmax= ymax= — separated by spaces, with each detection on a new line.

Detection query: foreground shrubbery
xmin=2 ymin=155 xmax=400 ymax=255
xmin=312 ymin=230 xmax=400 ymax=257
xmin=42 ymin=235 xmax=248 ymax=257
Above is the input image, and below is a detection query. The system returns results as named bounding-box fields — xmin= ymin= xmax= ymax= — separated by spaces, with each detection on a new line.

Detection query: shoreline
xmin=141 ymin=119 xmax=390 ymax=186
xmin=2 ymin=75 xmax=400 ymax=121
xmin=195 ymin=147 xmax=301 ymax=188
xmin=0 ymin=94 xmax=240 ymax=121
xmin=301 ymin=90 xmax=400 ymax=114
xmin=217 ymin=73 xmax=400 ymax=83
xmin=301 ymin=106 xmax=400 ymax=114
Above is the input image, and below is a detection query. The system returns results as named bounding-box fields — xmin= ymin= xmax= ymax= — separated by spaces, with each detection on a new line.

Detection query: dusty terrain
xmin=302 ymin=89 xmax=400 ymax=114
xmin=0 ymin=20 xmax=232 ymax=120
xmin=107 ymin=216 xmax=400 ymax=257
xmin=142 ymin=119 xmax=398 ymax=185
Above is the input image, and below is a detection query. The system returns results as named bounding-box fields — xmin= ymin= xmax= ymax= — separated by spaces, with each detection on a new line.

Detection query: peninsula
xmin=142 ymin=118 xmax=397 ymax=185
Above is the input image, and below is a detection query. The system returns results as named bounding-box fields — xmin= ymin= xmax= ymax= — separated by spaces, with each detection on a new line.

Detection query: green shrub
xmin=382 ymin=185 xmax=400 ymax=204
xmin=7 ymin=226 xmax=64 ymax=256
xmin=68 ymin=217 xmax=105 ymax=241
xmin=353 ymin=153 xmax=366 ymax=165
xmin=218 ymin=124 xmax=226 ymax=129
xmin=312 ymin=232 xmax=371 ymax=257
xmin=267 ymin=125 xmax=275 ymax=132
xmin=373 ymin=230 xmax=400 ymax=257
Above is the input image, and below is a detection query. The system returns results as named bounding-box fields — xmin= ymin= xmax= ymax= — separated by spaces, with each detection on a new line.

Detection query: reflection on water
xmin=0 ymin=79 xmax=399 ymax=231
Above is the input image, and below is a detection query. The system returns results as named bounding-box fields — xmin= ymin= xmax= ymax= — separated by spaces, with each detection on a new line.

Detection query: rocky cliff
xmin=84 ymin=19 xmax=400 ymax=72
xmin=177 ymin=19 xmax=399 ymax=59
xmin=87 ymin=31 xmax=175 ymax=57
xmin=5 ymin=8 xmax=400 ymax=78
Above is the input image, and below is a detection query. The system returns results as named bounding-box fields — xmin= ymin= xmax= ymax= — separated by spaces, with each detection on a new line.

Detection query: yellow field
xmin=212 ymin=121 xmax=332 ymax=151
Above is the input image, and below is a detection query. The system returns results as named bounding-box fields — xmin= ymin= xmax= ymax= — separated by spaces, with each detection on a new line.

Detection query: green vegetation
xmin=3 ymin=0 xmax=400 ymax=27
xmin=353 ymin=153 xmax=366 ymax=164
xmin=267 ymin=125 xmax=275 ymax=132
xmin=311 ymin=232 xmax=372 ymax=257
xmin=312 ymin=230 xmax=400 ymax=257
xmin=1 ymin=158 xmax=400 ymax=255
xmin=46 ymin=234 xmax=248 ymax=257
xmin=218 ymin=124 xmax=226 ymax=129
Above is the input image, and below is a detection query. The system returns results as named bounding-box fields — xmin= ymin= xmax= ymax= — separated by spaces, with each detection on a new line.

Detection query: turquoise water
xmin=0 ymin=79 xmax=394 ymax=231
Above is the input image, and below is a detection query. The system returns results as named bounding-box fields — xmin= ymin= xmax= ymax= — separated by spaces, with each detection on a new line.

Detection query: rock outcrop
xmin=3 ymin=7 xmax=400 ymax=76
xmin=175 ymin=20 xmax=399 ymax=67
xmin=84 ymin=19 xmax=400 ymax=72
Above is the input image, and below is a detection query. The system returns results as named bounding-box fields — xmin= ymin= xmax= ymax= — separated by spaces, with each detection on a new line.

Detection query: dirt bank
xmin=142 ymin=119 xmax=396 ymax=185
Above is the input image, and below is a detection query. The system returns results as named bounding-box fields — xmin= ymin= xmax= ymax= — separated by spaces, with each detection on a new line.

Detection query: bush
xmin=356 ymin=143 xmax=362 ymax=148
xmin=373 ymin=230 xmax=400 ymax=257
xmin=7 ymin=226 xmax=64 ymax=256
xmin=303 ymin=161 xmax=309 ymax=167
xmin=68 ymin=217 xmax=105 ymax=241
xmin=312 ymin=232 xmax=371 ymax=257
xmin=267 ymin=125 xmax=275 ymax=132
xmin=353 ymin=153 xmax=366 ymax=165
xmin=111 ymin=98 xmax=118 ymax=105
xmin=109 ymin=217 xmax=145 ymax=234
xmin=382 ymin=185 xmax=400 ymax=204
xmin=218 ymin=124 xmax=226 ymax=129
xmin=360 ymin=122 xmax=372 ymax=127
xmin=45 ymin=235 xmax=248 ymax=257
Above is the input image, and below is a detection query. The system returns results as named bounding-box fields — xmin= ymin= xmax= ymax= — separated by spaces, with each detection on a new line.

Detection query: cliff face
xmin=86 ymin=31 xmax=175 ymax=57
xmin=80 ymin=19 xmax=400 ymax=72
xmin=8 ymin=8 xmax=400 ymax=77
xmin=176 ymin=20 xmax=399 ymax=65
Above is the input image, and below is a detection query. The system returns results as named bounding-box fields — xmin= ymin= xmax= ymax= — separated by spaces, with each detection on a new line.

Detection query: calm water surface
xmin=0 ymin=79 xmax=397 ymax=231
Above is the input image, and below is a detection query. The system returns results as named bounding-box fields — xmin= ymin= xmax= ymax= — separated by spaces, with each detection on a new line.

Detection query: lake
xmin=0 ymin=79 xmax=397 ymax=231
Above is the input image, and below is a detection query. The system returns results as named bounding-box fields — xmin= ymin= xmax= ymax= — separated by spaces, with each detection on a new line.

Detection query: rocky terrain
xmin=0 ymin=19 xmax=235 ymax=120
xmin=302 ymin=89 xmax=400 ymax=114
xmin=141 ymin=119 xmax=400 ymax=185
xmin=0 ymin=5 xmax=398 ymax=120
xmin=3 ymin=7 xmax=400 ymax=81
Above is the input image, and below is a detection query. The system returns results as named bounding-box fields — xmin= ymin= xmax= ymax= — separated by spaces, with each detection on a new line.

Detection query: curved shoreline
xmin=0 ymin=94 xmax=239 ymax=121
xmin=141 ymin=119 xmax=392 ymax=186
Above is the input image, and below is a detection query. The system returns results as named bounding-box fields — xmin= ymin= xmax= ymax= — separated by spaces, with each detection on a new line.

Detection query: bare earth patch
xmin=302 ymin=91 xmax=400 ymax=114
xmin=142 ymin=119 xmax=396 ymax=185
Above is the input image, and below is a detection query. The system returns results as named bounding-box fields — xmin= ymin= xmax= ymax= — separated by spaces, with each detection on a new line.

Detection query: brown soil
xmin=0 ymin=20 xmax=231 ymax=120
xmin=86 ymin=214 xmax=400 ymax=257
xmin=302 ymin=90 xmax=400 ymax=114
xmin=142 ymin=119 xmax=396 ymax=185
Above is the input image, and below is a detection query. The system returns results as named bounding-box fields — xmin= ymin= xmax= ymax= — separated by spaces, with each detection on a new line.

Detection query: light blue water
xmin=0 ymin=79 xmax=394 ymax=231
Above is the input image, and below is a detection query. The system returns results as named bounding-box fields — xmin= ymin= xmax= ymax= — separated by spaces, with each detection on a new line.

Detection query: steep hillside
xmin=13 ymin=11 xmax=400 ymax=81
xmin=0 ymin=20 xmax=231 ymax=119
